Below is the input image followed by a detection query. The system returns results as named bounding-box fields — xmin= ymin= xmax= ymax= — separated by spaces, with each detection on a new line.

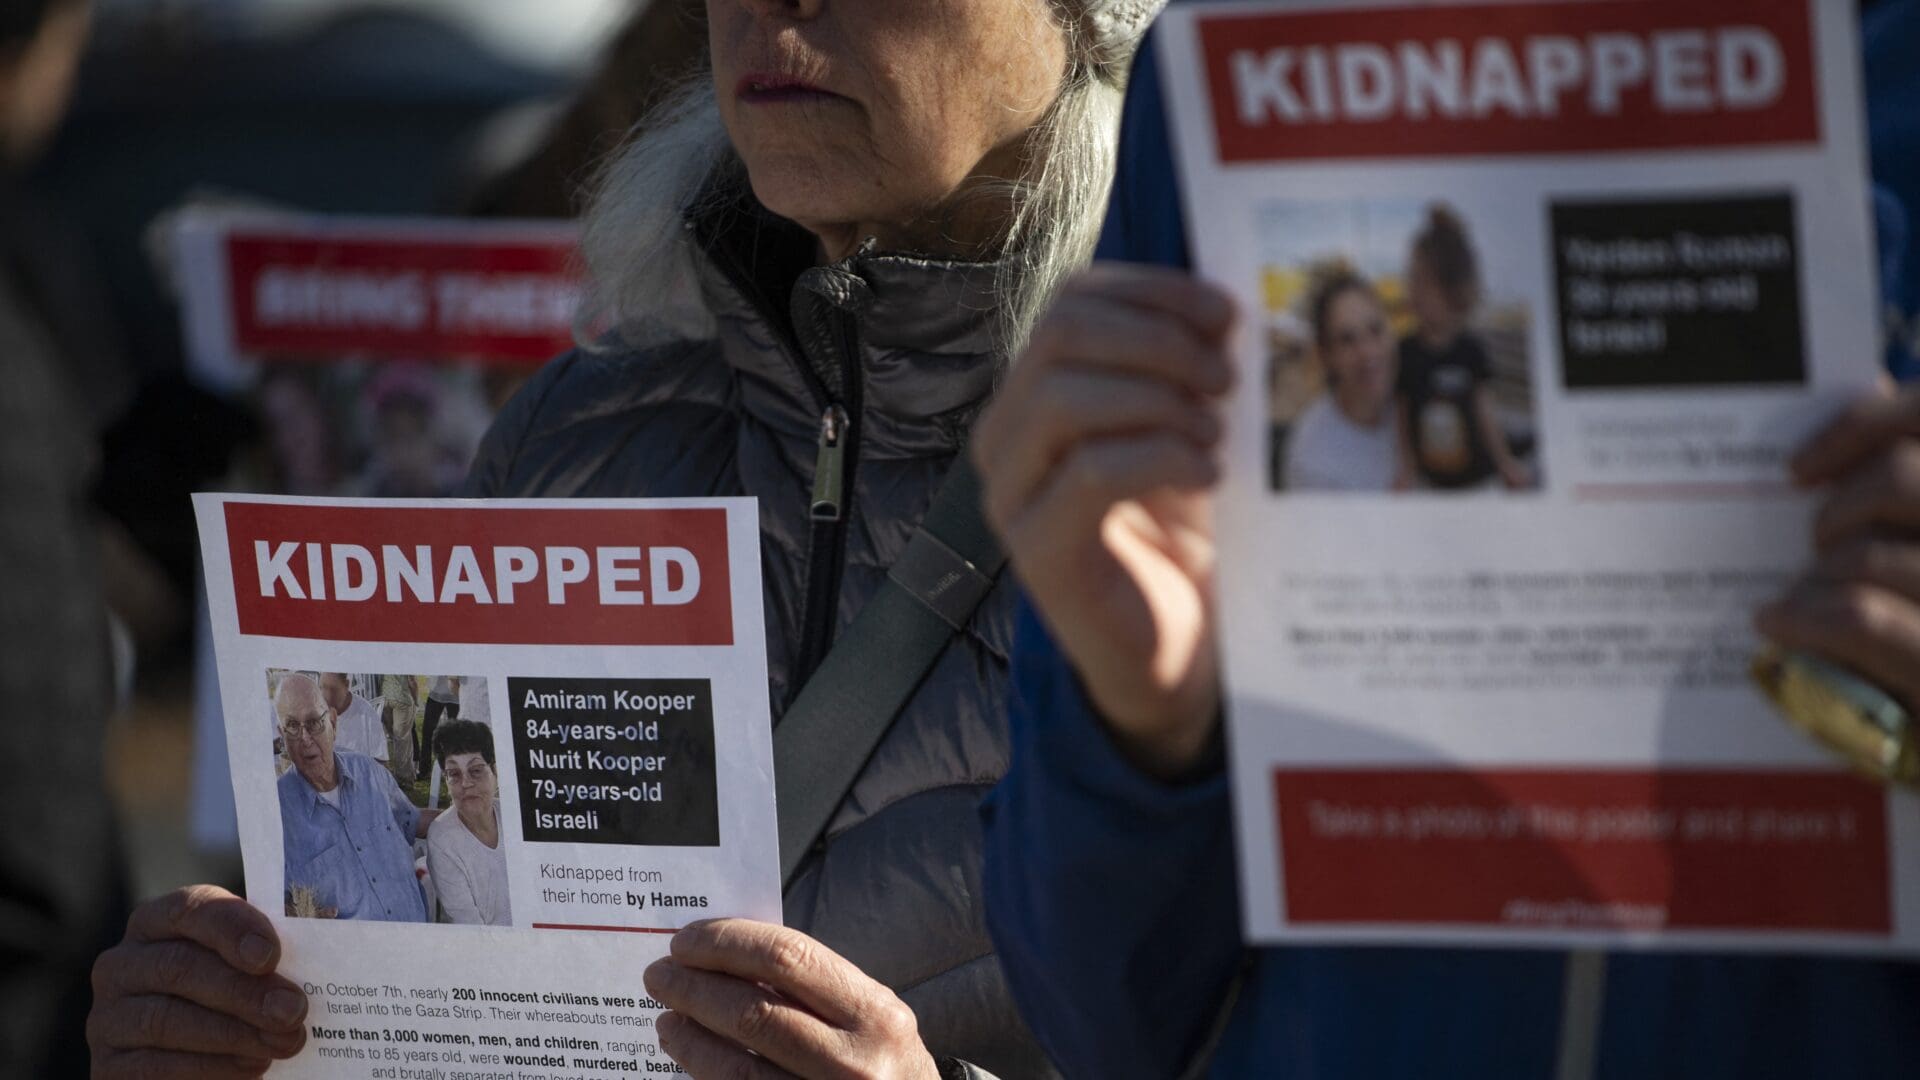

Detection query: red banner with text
xmin=224 ymin=232 xmax=581 ymax=365
xmin=224 ymin=502 xmax=734 ymax=647
xmin=1274 ymin=768 xmax=1890 ymax=933
xmin=1200 ymin=0 xmax=1820 ymax=162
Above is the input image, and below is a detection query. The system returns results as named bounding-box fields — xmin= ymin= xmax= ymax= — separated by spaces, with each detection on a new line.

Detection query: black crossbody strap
xmin=775 ymin=456 xmax=1005 ymax=888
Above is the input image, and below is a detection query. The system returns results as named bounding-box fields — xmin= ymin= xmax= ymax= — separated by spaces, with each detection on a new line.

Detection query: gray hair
xmin=576 ymin=1 xmax=1162 ymax=358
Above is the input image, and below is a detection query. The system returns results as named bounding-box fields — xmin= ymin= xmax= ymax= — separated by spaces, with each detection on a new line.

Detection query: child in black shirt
xmin=1394 ymin=205 xmax=1531 ymax=491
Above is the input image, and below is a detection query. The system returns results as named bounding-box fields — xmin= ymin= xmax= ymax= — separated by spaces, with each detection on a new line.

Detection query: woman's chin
xmin=743 ymin=162 xmax=898 ymax=235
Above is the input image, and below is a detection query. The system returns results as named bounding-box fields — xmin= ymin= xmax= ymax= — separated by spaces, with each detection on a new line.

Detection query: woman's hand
xmin=973 ymin=264 xmax=1237 ymax=779
xmin=89 ymin=886 xmax=309 ymax=1079
xmin=643 ymin=920 xmax=940 ymax=1080
xmin=1759 ymin=383 xmax=1920 ymax=712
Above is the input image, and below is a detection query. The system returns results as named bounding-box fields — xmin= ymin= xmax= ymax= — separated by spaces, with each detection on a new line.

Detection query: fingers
xmin=1758 ymin=582 xmax=1920 ymax=710
xmin=654 ymin=1012 xmax=797 ymax=1080
xmin=126 ymin=886 xmax=281 ymax=976
xmin=1021 ymin=295 xmax=1234 ymax=393
xmin=663 ymin=920 xmax=870 ymax=1027
xmin=649 ymin=923 xmax=934 ymax=1079
xmin=91 ymin=888 xmax=305 ymax=1070
xmin=643 ymin=959 xmax=844 ymax=1077
xmin=977 ymin=370 xmax=1220 ymax=531
xmin=1069 ymin=262 xmax=1237 ymax=337
xmin=1766 ymin=384 xmax=1920 ymax=716
xmin=981 ymin=264 xmax=1234 ymax=560
xmin=1805 ymin=535 xmax=1920 ymax=602
xmin=1001 ymin=433 xmax=1221 ymax=567
xmin=1010 ymin=265 xmax=1237 ymax=396
xmin=87 ymin=992 xmax=306 ymax=1061
xmin=93 ymin=936 xmax=307 ymax=1035
xmin=1792 ymin=381 xmax=1910 ymax=484
xmin=1810 ymin=441 xmax=1920 ymax=550
xmin=90 ymin=1048 xmax=275 ymax=1080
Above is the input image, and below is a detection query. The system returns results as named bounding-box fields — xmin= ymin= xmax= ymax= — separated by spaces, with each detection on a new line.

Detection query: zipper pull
xmin=810 ymin=405 xmax=850 ymax=521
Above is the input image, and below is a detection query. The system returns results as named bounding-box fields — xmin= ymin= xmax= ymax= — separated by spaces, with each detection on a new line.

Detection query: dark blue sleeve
xmin=1865 ymin=0 xmax=1920 ymax=381
xmin=980 ymin=602 xmax=1243 ymax=1079
xmin=1093 ymin=29 xmax=1192 ymax=271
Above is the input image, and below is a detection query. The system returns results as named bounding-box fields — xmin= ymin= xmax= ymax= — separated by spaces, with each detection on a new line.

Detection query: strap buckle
xmin=887 ymin=532 xmax=994 ymax=631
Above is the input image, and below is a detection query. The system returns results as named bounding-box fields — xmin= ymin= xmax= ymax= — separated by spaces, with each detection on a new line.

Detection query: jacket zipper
xmin=810 ymin=404 xmax=850 ymax=522
xmin=692 ymin=215 xmax=864 ymax=706
xmin=789 ymin=306 xmax=863 ymax=698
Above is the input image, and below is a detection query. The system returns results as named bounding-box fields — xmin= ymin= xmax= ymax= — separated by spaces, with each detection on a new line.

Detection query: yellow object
xmin=1753 ymin=648 xmax=1918 ymax=789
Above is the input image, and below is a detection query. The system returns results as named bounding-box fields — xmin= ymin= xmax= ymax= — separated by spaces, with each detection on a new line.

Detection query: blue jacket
xmin=980 ymin=4 xmax=1920 ymax=1077
xmin=1867 ymin=1 xmax=1920 ymax=380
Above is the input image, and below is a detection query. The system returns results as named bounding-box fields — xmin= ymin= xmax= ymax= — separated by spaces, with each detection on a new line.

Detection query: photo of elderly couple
xmin=1261 ymin=200 xmax=1543 ymax=495
xmin=266 ymin=669 xmax=508 ymax=927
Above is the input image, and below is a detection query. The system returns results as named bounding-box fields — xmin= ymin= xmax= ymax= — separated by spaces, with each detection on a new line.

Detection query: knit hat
xmin=1078 ymin=0 xmax=1168 ymax=83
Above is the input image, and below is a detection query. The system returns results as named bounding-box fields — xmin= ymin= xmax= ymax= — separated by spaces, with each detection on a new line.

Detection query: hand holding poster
xmin=195 ymin=494 xmax=779 ymax=1076
xmin=1159 ymin=0 xmax=1920 ymax=951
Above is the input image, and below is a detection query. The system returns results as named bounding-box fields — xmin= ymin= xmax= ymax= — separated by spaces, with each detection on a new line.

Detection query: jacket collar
xmin=687 ymin=183 xmax=1002 ymax=454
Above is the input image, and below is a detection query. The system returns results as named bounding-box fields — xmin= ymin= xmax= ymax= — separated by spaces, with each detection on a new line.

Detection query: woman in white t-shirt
xmin=1283 ymin=270 xmax=1400 ymax=493
xmin=425 ymin=720 xmax=510 ymax=926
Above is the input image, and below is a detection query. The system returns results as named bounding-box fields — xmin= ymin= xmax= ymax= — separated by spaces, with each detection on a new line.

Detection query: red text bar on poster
xmin=1201 ymin=0 xmax=1820 ymax=162
xmin=1273 ymin=768 xmax=1889 ymax=933
xmin=225 ymin=502 xmax=734 ymax=647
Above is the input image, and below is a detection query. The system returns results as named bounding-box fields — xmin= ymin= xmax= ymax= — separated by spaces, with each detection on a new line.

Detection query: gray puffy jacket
xmin=463 ymin=199 xmax=1051 ymax=1079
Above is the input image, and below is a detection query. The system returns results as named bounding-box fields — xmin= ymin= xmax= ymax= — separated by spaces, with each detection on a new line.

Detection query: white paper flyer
xmin=1160 ymin=0 xmax=1920 ymax=951
xmin=194 ymin=493 xmax=781 ymax=1076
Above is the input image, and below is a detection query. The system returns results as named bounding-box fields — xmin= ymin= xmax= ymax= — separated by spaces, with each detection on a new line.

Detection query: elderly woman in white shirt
xmin=425 ymin=720 xmax=509 ymax=926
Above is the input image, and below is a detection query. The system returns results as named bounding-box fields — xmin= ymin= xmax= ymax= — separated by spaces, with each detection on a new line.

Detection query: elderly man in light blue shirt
xmin=275 ymin=673 xmax=438 ymax=922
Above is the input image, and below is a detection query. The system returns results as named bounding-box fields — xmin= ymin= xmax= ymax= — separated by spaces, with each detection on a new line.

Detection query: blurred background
xmin=71 ymin=0 xmax=636 ymax=888
xmin=1 ymin=0 xmax=705 ymax=1071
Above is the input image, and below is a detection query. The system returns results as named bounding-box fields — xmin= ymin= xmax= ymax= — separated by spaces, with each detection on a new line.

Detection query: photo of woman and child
xmin=266 ymin=668 xmax=509 ymax=928
xmin=1265 ymin=201 xmax=1542 ymax=494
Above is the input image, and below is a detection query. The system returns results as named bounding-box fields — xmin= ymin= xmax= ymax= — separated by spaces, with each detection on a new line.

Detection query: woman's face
xmin=1322 ymin=287 xmax=1394 ymax=424
xmin=707 ymin=0 xmax=1067 ymax=258
xmin=445 ymin=752 xmax=497 ymax=812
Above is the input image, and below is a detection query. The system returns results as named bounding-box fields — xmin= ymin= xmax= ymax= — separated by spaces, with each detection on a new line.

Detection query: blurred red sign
xmin=224 ymin=231 xmax=581 ymax=366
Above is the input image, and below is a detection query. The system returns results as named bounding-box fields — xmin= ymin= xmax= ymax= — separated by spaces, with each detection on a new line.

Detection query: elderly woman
xmin=425 ymin=720 xmax=509 ymax=927
xmin=87 ymin=1 xmax=1162 ymax=1078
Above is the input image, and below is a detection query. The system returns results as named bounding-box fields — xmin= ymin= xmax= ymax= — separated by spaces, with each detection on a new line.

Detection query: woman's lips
xmin=736 ymin=73 xmax=840 ymax=104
